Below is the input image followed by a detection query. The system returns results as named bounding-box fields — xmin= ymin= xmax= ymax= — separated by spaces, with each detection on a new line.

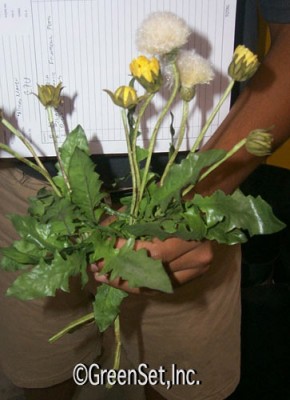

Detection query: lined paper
xmin=0 ymin=0 xmax=237 ymax=157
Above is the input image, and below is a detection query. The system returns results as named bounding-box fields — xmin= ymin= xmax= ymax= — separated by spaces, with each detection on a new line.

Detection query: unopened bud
xmin=104 ymin=86 xmax=138 ymax=109
xmin=179 ymin=85 xmax=196 ymax=102
xmin=245 ymin=129 xmax=273 ymax=156
xmin=37 ymin=82 xmax=63 ymax=108
xmin=228 ymin=45 xmax=260 ymax=82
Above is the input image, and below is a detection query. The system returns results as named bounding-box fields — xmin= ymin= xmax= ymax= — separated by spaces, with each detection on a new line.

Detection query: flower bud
xmin=130 ymin=56 xmax=162 ymax=93
xmin=245 ymin=129 xmax=273 ymax=156
xmin=104 ymin=86 xmax=138 ymax=109
xmin=179 ymin=86 xmax=196 ymax=102
xmin=37 ymin=82 xmax=63 ymax=108
xmin=228 ymin=45 xmax=260 ymax=82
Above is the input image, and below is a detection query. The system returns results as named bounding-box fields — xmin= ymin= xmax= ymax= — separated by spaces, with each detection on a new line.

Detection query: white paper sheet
xmin=0 ymin=0 xmax=237 ymax=157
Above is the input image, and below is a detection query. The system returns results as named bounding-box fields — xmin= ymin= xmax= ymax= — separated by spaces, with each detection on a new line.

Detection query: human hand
xmin=91 ymin=236 xmax=214 ymax=294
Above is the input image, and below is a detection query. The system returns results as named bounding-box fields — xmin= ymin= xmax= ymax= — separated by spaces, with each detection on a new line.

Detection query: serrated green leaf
xmin=172 ymin=222 xmax=207 ymax=241
xmin=150 ymin=149 xmax=226 ymax=212
xmin=193 ymin=189 xmax=285 ymax=239
xmin=102 ymin=241 xmax=173 ymax=293
xmin=68 ymin=148 xmax=104 ymax=221
xmin=60 ymin=125 xmax=90 ymax=173
xmin=8 ymin=214 xmax=67 ymax=251
xmin=28 ymin=188 xmax=55 ymax=218
xmin=42 ymin=197 xmax=76 ymax=236
xmin=6 ymin=252 xmax=83 ymax=300
xmin=136 ymin=146 xmax=149 ymax=163
xmin=160 ymin=219 xmax=177 ymax=234
xmin=74 ymin=250 xmax=89 ymax=288
xmin=1 ymin=240 xmax=42 ymax=265
xmin=182 ymin=207 xmax=207 ymax=240
xmin=125 ymin=213 xmax=207 ymax=242
xmin=89 ymin=234 xmax=118 ymax=264
xmin=93 ymin=284 xmax=128 ymax=332
xmin=52 ymin=174 xmax=69 ymax=196
xmin=191 ymin=191 xmax=226 ymax=228
xmin=231 ymin=190 xmax=286 ymax=235
xmin=0 ymin=255 xmax=31 ymax=271
xmin=125 ymin=221 xmax=174 ymax=240
xmin=206 ymin=223 xmax=247 ymax=244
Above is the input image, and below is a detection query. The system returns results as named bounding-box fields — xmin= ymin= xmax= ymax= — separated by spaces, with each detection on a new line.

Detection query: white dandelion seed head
xmin=177 ymin=50 xmax=214 ymax=88
xmin=136 ymin=12 xmax=191 ymax=56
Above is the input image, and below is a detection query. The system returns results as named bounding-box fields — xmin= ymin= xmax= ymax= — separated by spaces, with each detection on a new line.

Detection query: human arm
xmin=196 ymin=22 xmax=290 ymax=195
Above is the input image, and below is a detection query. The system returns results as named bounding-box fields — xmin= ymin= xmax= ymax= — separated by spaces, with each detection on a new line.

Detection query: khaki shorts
xmin=0 ymin=163 xmax=101 ymax=388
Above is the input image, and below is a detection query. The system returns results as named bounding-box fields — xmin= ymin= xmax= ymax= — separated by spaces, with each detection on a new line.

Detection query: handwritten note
xmin=0 ymin=0 xmax=237 ymax=157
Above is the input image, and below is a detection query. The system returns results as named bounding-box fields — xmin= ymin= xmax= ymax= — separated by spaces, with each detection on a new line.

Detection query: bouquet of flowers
xmin=0 ymin=12 xmax=285 ymax=371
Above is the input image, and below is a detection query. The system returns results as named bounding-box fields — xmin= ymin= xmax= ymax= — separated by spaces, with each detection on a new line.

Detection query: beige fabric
xmin=0 ymin=162 xmax=241 ymax=399
xmin=120 ymin=243 xmax=241 ymax=400
xmin=0 ymin=164 xmax=101 ymax=388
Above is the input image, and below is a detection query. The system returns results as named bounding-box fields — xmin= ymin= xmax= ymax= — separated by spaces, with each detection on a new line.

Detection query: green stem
xmin=49 ymin=312 xmax=94 ymax=343
xmin=182 ymin=137 xmax=247 ymax=197
xmin=102 ymin=204 xmax=131 ymax=222
xmin=160 ymin=100 xmax=189 ymax=186
xmin=1 ymin=117 xmax=49 ymax=173
xmin=139 ymin=62 xmax=180 ymax=202
xmin=0 ymin=143 xmax=61 ymax=196
xmin=106 ymin=316 xmax=121 ymax=389
xmin=190 ymin=79 xmax=235 ymax=153
xmin=47 ymin=106 xmax=71 ymax=192
xmin=131 ymin=93 xmax=155 ymax=198
xmin=121 ymin=109 xmax=137 ymax=224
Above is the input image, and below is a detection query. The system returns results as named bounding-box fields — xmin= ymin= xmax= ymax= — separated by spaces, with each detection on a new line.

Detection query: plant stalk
xmin=46 ymin=106 xmax=71 ymax=192
xmin=190 ymin=79 xmax=235 ymax=153
xmin=160 ymin=100 xmax=189 ymax=186
xmin=1 ymin=117 xmax=49 ymax=173
xmin=139 ymin=62 xmax=180 ymax=202
xmin=0 ymin=143 xmax=61 ymax=196
xmin=121 ymin=109 xmax=138 ymax=224
xmin=106 ymin=316 xmax=121 ymax=389
xmin=182 ymin=137 xmax=247 ymax=197
xmin=49 ymin=312 xmax=94 ymax=343
xmin=131 ymin=93 xmax=155 ymax=201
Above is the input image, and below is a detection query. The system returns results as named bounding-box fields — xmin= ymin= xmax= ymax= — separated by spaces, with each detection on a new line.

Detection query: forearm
xmin=198 ymin=23 xmax=290 ymax=195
